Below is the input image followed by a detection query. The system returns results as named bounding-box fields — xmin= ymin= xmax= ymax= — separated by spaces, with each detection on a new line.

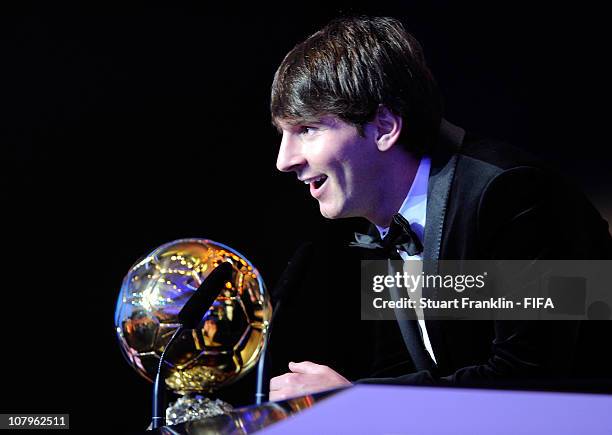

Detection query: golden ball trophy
xmin=114 ymin=239 xmax=272 ymax=428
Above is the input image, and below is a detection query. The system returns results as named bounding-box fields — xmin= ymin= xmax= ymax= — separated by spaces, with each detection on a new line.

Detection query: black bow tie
xmin=350 ymin=213 xmax=424 ymax=257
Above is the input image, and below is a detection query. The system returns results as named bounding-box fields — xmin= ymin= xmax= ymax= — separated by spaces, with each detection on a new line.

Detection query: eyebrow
xmin=271 ymin=117 xmax=323 ymax=133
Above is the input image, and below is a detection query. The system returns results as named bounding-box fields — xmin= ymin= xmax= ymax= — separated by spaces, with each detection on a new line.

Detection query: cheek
xmin=338 ymin=147 xmax=373 ymax=185
xmin=307 ymin=143 xmax=334 ymax=167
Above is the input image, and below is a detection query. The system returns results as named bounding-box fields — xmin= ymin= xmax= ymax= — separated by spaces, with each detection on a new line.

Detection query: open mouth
xmin=303 ymin=175 xmax=328 ymax=196
xmin=313 ymin=175 xmax=328 ymax=189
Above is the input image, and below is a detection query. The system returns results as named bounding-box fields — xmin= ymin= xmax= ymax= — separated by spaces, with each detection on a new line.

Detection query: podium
xmin=144 ymin=384 xmax=612 ymax=434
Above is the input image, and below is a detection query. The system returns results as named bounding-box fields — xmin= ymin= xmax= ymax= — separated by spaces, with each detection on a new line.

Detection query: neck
xmin=366 ymin=151 xmax=421 ymax=228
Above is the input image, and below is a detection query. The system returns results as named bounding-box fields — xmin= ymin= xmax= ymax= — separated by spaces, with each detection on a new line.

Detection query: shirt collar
xmin=376 ymin=156 xmax=431 ymax=241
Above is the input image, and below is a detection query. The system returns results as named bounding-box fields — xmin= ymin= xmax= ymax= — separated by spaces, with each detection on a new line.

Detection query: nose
xmin=276 ymin=132 xmax=305 ymax=173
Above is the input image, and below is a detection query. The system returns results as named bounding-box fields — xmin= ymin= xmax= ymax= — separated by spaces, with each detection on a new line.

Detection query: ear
xmin=373 ymin=105 xmax=402 ymax=152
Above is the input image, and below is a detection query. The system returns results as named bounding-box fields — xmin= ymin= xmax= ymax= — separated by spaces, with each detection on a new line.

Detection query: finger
xmin=269 ymin=384 xmax=305 ymax=402
xmin=288 ymin=361 xmax=325 ymax=374
xmin=270 ymin=372 xmax=302 ymax=391
xmin=270 ymin=389 xmax=296 ymax=402
xmin=269 ymin=390 xmax=285 ymax=401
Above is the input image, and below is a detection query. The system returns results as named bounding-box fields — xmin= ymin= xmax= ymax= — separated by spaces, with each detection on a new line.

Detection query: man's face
xmin=275 ymin=115 xmax=383 ymax=220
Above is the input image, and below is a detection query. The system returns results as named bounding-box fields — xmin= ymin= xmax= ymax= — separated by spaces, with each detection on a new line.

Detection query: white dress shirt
xmin=375 ymin=156 xmax=437 ymax=365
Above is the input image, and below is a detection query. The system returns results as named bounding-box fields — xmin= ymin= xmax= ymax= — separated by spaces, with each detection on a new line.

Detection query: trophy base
xmin=166 ymin=393 xmax=233 ymax=426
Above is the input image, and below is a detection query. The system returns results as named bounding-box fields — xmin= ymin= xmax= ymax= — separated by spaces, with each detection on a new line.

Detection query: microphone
xmin=255 ymin=242 xmax=314 ymax=404
xmin=270 ymin=242 xmax=315 ymax=306
xmin=151 ymin=261 xmax=234 ymax=429
xmin=178 ymin=261 xmax=233 ymax=328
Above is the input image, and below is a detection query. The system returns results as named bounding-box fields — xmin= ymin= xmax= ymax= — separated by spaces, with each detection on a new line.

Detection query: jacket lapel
xmin=423 ymin=119 xmax=464 ymax=270
xmin=422 ymin=120 xmax=464 ymax=373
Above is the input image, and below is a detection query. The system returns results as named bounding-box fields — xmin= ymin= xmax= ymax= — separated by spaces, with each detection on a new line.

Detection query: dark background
xmin=2 ymin=1 xmax=610 ymax=433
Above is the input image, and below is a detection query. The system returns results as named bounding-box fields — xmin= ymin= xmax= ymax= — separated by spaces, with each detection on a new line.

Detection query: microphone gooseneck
xmin=151 ymin=326 xmax=184 ymax=429
xmin=255 ymin=242 xmax=314 ymax=405
xmin=151 ymin=261 xmax=234 ymax=429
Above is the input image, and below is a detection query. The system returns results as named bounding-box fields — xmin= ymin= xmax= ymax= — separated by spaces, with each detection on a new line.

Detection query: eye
xmin=299 ymin=126 xmax=317 ymax=136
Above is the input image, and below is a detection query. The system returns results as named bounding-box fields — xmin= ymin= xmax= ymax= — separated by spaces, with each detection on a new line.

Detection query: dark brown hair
xmin=271 ymin=16 xmax=443 ymax=155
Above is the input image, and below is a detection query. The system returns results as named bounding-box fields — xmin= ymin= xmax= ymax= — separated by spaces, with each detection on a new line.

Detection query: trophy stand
xmin=165 ymin=393 xmax=233 ymax=426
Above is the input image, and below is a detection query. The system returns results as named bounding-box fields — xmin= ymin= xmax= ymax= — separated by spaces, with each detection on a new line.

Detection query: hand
xmin=269 ymin=361 xmax=352 ymax=401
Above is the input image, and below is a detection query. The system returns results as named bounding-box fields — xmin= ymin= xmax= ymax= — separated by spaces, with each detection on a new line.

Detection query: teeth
xmin=304 ymin=175 xmax=327 ymax=185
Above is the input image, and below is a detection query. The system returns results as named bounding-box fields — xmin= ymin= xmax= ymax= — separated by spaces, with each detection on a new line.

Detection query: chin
xmin=318 ymin=204 xmax=336 ymax=219
xmin=318 ymin=203 xmax=348 ymax=220
xmin=319 ymin=208 xmax=337 ymax=219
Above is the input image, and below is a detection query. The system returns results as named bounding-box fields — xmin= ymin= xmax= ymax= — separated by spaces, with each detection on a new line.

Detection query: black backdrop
xmin=2 ymin=2 xmax=611 ymax=433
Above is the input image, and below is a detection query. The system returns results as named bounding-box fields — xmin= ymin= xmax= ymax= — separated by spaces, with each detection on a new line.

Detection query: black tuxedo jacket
xmin=270 ymin=120 xmax=612 ymax=387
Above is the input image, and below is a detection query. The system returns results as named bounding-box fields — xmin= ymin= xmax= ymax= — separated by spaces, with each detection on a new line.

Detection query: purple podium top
xmin=260 ymin=384 xmax=612 ymax=434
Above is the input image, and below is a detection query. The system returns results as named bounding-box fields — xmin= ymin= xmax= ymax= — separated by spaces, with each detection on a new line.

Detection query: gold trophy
xmin=114 ymin=239 xmax=272 ymax=426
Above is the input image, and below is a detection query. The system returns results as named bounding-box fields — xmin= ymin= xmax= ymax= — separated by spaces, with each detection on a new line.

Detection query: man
xmin=268 ymin=16 xmax=612 ymax=401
